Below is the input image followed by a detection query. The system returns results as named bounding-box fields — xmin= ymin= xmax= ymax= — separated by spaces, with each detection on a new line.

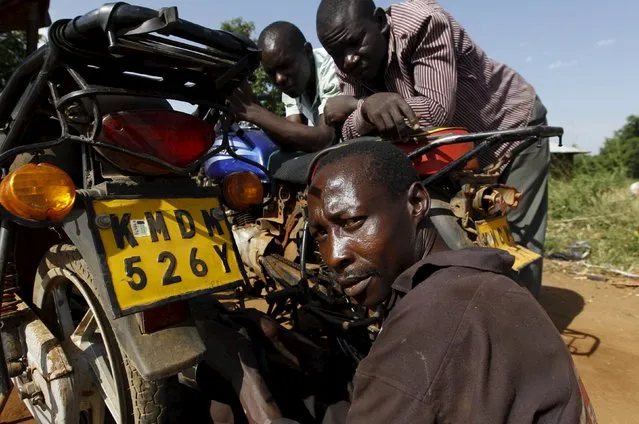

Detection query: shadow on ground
xmin=539 ymin=286 xmax=600 ymax=357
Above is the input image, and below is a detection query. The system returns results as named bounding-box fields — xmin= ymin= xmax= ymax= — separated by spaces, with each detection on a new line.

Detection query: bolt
xmin=32 ymin=393 xmax=45 ymax=409
xmin=7 ymin=361 xmax=25 ymax=378
xmin=18 ymin=381 xmax=42 ymax=400
xmin=95 ymin=215 xmax=111 ymax=229
xmin=212 ymin=208 xmax=225 ymax=221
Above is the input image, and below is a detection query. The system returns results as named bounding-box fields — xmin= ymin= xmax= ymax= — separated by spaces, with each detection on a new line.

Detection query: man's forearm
xmin=248 ymin=107 xmax=335 ymax=152
xmin=341 ymin=95 xmax=453 ymax=140
xmin=341 ymin=100 xmax=375 ymax=140
xmin=237 ymin=363 xmax=285 ymax=424
xmin=404 ymin=96 xmax=453 ymax=128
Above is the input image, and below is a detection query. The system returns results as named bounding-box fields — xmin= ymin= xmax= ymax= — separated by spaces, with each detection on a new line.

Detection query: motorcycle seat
xmin=271 ymin=151 xmax=322 ymax=185
xmin=271 ymin=139 xmax=374 ymax=185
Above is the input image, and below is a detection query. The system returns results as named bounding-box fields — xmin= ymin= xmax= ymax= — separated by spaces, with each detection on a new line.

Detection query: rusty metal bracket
xmin=450 ymin=183 xmax=521 ymax=220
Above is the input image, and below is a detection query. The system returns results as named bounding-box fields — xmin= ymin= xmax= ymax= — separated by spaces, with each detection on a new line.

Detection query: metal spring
xmin=234 ymin=212 xmax=256 ymax=227
xmin=1 ymin=260 xmax=19 ymax=316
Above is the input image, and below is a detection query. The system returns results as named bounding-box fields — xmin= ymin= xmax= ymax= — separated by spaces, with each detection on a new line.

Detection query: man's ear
xmin=407 ymin=182 xmax=430 ymax=222
xmin=373 ymin=7 xmax=389 ymax=35
xmin=303 ymin=41 xmax=313 ymax=54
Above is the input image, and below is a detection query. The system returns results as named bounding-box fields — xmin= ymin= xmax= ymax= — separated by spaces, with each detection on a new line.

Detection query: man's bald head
xmin=316 ymin=0 xmax=376 ymax=33
xmin=258 ymin=21 xmax=307 ymax=54
xmin=257 ymin=21 xmax=313 ymax=98
xmin=316 ymin=0 xmax=388 ymax=81
xmin=312 ymin=140 xmax=419 ymax=200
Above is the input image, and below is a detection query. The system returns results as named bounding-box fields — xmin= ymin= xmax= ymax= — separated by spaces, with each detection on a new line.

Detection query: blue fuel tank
xmin=203 ymin=128 xmax=280 ymax=181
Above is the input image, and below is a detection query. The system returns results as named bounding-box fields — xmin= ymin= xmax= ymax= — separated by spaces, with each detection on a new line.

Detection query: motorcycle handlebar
xmin=406 ymin=125 xmax=563 ymax=160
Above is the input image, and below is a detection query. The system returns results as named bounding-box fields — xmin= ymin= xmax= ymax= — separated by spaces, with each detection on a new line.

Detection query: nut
xmin=94 ymin=215 xmax=111 ymax=229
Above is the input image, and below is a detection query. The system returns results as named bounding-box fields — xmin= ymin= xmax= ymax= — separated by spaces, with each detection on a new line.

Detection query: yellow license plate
xmin=475 ymin=216 xmax=541 ymax=271
xmin=92 ymin=197 xmax=244 ymax=316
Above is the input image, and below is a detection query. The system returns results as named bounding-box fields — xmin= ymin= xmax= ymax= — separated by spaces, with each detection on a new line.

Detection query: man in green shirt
xmin=228 ymin=21 xmax=353 ymax=152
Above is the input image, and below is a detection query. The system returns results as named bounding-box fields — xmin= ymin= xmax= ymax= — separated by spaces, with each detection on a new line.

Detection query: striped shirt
xmin=338 ymin=0 xmax=537 ymax=164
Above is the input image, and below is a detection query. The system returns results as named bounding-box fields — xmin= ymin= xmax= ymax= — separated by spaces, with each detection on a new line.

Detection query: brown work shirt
xmin=344 ymin=247 xmax=596 ymax=424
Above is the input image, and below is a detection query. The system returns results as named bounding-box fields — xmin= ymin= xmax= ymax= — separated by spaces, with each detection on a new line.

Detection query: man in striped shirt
xmin=317 ymin=0 xmax=550 ymax=296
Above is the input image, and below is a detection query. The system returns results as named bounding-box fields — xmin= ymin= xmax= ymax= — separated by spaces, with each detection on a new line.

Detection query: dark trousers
xmin=500 ymin=97 xmax=550 ymax=298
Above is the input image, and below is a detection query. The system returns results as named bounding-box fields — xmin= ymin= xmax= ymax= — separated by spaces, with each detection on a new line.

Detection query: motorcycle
xmin=0 ymin=3 xmax=275 ymax=422
xmin=0 ymin=2 xmax=565 ymax=422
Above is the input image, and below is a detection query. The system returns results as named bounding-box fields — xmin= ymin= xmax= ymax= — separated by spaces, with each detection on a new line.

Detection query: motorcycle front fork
xmin=0 ymin=219 xmax=14 ymax=414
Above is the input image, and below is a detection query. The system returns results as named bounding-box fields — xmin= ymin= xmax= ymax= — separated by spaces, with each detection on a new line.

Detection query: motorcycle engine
xmin=228 ymin=184 xmax=309 ymax=283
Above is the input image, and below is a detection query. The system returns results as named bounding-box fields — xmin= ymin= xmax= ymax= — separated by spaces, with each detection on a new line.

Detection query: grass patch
xmin=546 ymin=172 xmax=639 ymax=272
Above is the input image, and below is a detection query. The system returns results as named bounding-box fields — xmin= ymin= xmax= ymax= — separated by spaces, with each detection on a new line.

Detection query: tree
xmin=575 ymin=115 xmax=639 ymax=178
xmin=220 ymin=18 xmax=284 ymax=115
xmin=0 ymin=31 xmax=27 ymax=90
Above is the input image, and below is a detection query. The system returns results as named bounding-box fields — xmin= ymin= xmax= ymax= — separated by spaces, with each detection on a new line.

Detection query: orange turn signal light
xmin=0 ymin=163 xmax=76 ymax=221
xmin=222 ymin=171 xmax=264 ymax=211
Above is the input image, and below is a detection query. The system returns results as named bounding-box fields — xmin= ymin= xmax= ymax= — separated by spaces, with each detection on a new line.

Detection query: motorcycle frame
xmin=0 ymin=2 xmax=569 ymax=397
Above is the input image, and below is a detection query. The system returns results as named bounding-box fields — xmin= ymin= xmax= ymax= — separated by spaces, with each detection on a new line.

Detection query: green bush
xmin=546 ymin=114 xmax=639 ymax=272
xmin=546 ymin=171 xmax=638 ymax=272
xmin=0 ymin=31 xmax=27 ymax=90
xmin=574 ymin=116 xmax=639 ymax=179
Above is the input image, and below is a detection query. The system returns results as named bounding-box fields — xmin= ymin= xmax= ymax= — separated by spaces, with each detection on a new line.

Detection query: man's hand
xmin=361 ymin=93 xmax=420 ymax=138
xmin=324 ymin=95 xmax=358 ymax=127
xmin=226 ymin=82 xmax=333 ymax=152
xmin=228 ymin=81 xmax=261 ymax=123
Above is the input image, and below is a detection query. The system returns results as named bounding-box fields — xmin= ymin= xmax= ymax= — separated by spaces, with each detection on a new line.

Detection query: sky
xmin=43 ymin=0 xmax=639 ymax=154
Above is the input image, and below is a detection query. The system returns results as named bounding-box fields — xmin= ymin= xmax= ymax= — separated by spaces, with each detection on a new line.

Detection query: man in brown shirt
xmin=316 ymin=0 xmax=550 ymax=298
xmin=200 ymin=139 xmax=596 ymax=423
xmin=300 ymin=140 xmax=595 ymax=423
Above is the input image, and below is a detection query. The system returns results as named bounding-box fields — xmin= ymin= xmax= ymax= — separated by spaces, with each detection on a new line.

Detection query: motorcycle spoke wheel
xmin=50 ymin=278 xmax=125 ymax=424
xmin=69 ymin=308 xmax=120 ymax=422
xmin=27 ymin=244 xmax=185 ymax=424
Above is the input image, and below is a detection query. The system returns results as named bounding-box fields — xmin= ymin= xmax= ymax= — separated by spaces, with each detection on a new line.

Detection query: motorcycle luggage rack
xmin=408 ymin=126 xmax=563 ymax=188
xmin=49 ymin=3 xmax=260 ymax=77
xmin=0 ymin=58 xmax=277 ymax=225
xmin=47 ymin=30 xmax=257 ymax=107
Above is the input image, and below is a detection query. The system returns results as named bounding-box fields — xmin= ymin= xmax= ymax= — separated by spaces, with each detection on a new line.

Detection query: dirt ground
xmin=2 ymin=262 xmax=638 ymax=423
xmin=539 ymin=262 xmax=639 ymax=424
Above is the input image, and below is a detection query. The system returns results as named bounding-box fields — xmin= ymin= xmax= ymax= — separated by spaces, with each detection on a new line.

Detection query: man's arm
xmin=344 ymin=373 xmax=436 ymax=424
xmin=343 ymin=269 xmax=588 ymax=424
xmin=229 ymin=85 xmax=335 ymax=152
xmin=341 ymin=13 xmax=458 ymax=139
xmin=248 ymin=107 xmax=336 ymax=152
xmin=431 ymin=280 xmax=587 ymax=423
xmin=285 ymin=114 xmax=306 ymax=125
xmin=337 ymin=74 xmax=375 ymax=140
xmin=403 ymin=13 xmax=457 ymax=126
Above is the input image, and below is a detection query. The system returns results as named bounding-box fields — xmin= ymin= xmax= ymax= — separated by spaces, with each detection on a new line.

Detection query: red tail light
xmin=137 ymin=301 xmax=188 ymax=334
xmin=97 ymin=110 xmax=215 ymax=175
